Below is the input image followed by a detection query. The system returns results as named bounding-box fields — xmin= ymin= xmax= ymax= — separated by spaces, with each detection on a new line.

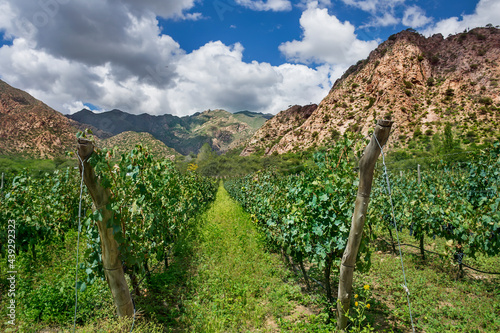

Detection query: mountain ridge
xmin=68 ymin=108 xmax=272 ymax=155
xmin=245 ymin=27 xmax=500 ymax=155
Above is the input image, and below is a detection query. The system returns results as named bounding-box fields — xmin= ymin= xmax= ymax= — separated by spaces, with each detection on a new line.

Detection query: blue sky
xmin=0 ymin=0 xmax=498 ymax=116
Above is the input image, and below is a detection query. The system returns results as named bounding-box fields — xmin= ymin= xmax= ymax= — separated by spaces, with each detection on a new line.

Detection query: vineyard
xmin=0 ymin=134 xmax=499 ymax=332
xmin=225 ymin=137 xmax=500 ymax=331
xmin=0 ymin=140 xmax=217 ymax=331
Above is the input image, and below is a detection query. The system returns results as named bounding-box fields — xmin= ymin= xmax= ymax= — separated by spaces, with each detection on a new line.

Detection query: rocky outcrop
xmin=260 ymin=27 xmax=500 ymax=154
xmin=0 ymin=80 xmax=78 ymax=158
xmin=240 ymin=104 xmax=317 ymax=156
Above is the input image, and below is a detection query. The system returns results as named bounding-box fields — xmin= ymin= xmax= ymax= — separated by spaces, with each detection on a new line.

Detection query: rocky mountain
xmin=68 ymin=108 xmax=273 ymax=155
xmin=0 ymin=79 xmax=79 ymax=158
xmin=240 ymin=104 xmax=317 ymax=156
xmin=248 ymin=27 xmax=500 ymax=155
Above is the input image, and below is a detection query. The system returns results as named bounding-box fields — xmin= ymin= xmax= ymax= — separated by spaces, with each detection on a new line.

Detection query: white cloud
xmin=340 ymin=0 xmax=405 ymax=28
xmin=119 ymin=0 xmax=200 ymax=20
xmin=297 ymin=0 xmax=332 ymax=9
xmin=341 ymin=0 xmax=404 ymax=14
xmin=235 ymin=0 xmax=292 ymax=11
xmin=0 ymin=0 xmax=343 ymax=116
xmin=165 ymin=41 xmax=333 ymax=115
xmin=279 ymin=2 xmax=378 ymax=65
xmin=63 ymin=101 xmax=87 ymax=114
xmin=423 ymin=0 xmax=500 ymax=36
xmin=402 ymin=6 xmax=432 ymax=28
xmin=0 ymin=32 xmax=333 ymax=116
xmin=361 ymin=12 xmax=400 ymax=28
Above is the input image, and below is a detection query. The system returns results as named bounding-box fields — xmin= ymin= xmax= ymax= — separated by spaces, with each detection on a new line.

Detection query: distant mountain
xmin=234 ymin=110 xmax=273 ymax=120
xmin=0 ymin=79 xmax=78 ymax=158
xmin=98 ymin=131 xmax=179 ymax=160
xmin=247 ymin=27 xmax=500 ymax=155
xmin=68 ymin=108 xmax=273 ymax=155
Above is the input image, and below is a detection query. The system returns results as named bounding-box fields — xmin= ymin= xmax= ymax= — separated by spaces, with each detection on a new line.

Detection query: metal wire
xmin=73 ymin=154 xmax=85 ymax=332
xmin=374 ymin=134 xmax=416 ymax=333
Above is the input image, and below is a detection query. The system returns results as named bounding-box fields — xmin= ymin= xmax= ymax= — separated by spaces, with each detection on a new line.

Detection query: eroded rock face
xmin=0 ymin=80 xmax=77 ymax=158
xmin=240 ymin=104 xmax=317 ymax=156
xmin=255 ymin=27 xmax=500 ymax=155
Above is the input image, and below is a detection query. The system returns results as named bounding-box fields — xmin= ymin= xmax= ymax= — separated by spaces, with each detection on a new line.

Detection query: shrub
xmin=330 ymin=129 xmax=341 ymax=141
xmin=478 ymin=97 xmax=493 ymax=105
xmin=476 ymin=33 xmax=486 ymax=40
xmin=365 ymin=97 xmax=376 ymax=110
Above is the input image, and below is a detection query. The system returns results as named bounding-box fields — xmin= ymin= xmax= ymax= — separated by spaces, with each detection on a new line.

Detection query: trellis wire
xmin=374 ymin=134 xmax=416 ymax=333
xmin=73 ymin=154 xmax=85 ymax=332
xmin=377 ymin=238 xmax=500 ymax=275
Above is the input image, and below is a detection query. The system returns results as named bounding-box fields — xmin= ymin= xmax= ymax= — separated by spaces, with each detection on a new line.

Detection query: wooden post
xmin=77 ymin=138 xmax=134 ymax=317
xmin=1 ymin=172 xmax=3 ymax=191
xmin=337 ymin=119 xmax=393 ymax=330
xmin=400 ymin=170 xmax=403 ymax=177
xmin=417 ymin=164 xmax=421 ymax=184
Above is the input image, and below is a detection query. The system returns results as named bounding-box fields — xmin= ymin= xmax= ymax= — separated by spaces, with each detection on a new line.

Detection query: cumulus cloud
xmin=402 ymin=6 xmax=432 ymax=28
xmin=297 ymin=0 xmax=332 ymax=9
xmin=422 ymin=0 xmax=500 ymax=36
xmin=361 ymin=12 xmax=400 ymax=28
xmin=119 ymin=0 xmax=199 ymax=19
xmin=0 ymin=0 xmax=368 ymax=116
xmin=341 ymin=0 xmax=404 ymax=14
xmin=1 ymin=1 xmax=186 ymax=87
xmin=0 ymin=0 xmax=336 ymax=116
xmin=279 ymin=2 xmax=378 ymax=65
xmin=341 ymin=0 xmax=407 ymax=28
xmin=235 ymin=0 xmax=292 ymax=11
xmin=165 ymin=41 xmax=333 ymax=115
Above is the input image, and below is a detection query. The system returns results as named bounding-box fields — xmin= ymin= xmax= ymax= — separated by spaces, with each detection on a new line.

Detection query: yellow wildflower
xmin=364 ymin=284 xmax=370 ymax=290
xmin=366 ymin=304 xmax=370 ymax=309
xmin=355 ymin=301 xmax=359 ymax=307
xmin=354 ymin=294 xmax=359 ymax=299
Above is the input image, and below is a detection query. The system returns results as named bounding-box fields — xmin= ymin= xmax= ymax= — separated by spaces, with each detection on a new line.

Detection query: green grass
xmin=355 ymin=227 xmax=500 ymax=332
xmin=171 ymin=182 xmax=333 ymax=332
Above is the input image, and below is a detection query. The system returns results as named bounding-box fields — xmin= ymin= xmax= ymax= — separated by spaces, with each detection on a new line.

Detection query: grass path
xmin=171 ymin=182 xmax=331 ymax=332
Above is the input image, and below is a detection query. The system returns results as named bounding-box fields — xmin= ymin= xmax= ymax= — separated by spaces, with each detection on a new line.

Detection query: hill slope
xmin=0 ymin=80 xmax=78 ymax=158
xmin=254 ymin=27 xmax=500 ymax=155
xmin=240 ymin=104 xmax=317 ymax=156
xmin=98 ymin=131 xmax=179 ymax=160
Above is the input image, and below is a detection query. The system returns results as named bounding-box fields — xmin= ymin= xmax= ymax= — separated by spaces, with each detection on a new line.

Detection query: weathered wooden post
xmin=337 ymin=119 xmax=393 ymax=330
xmin=1 ymin=172 xmax=4 ymax=191
xmin=77 ymin=138 xmax=134 ymax=317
